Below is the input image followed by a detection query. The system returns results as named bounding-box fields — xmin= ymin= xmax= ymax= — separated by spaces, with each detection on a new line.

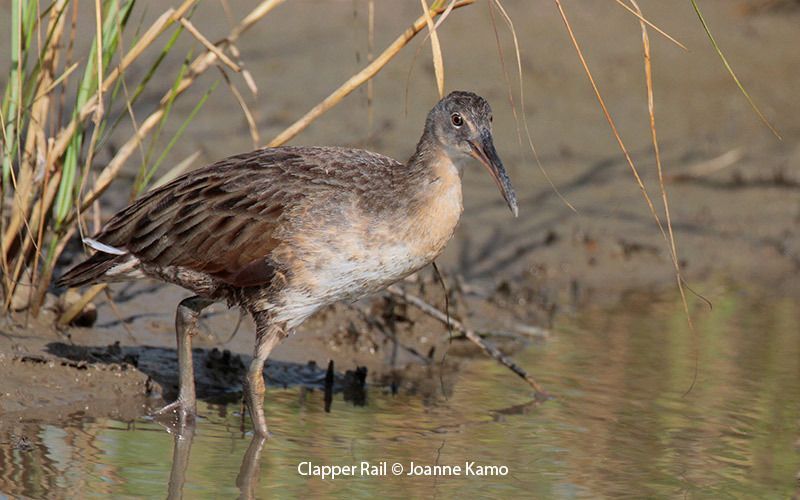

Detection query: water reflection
xmin=167 ymin=425 xmax=194 ymax=500
xmin=165 ymin=424 xmax=265 ymax=500
xmin=1 ymin=285 xmax=799 ymax=497
xmin=236 ymin=435 xmax=266 ymax=500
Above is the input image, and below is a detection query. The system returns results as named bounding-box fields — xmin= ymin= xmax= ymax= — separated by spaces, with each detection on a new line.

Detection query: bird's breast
xmin=266 ymin=171 xmax=463 ymax=326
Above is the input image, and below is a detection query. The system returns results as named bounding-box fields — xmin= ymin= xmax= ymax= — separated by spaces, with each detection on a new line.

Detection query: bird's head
xmin=424 ymin=90 xmax=518 ymax=217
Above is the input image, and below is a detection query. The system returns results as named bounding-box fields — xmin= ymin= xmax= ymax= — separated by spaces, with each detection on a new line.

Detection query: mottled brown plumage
xmin=57 ymin=90 xmax=517 ymax=436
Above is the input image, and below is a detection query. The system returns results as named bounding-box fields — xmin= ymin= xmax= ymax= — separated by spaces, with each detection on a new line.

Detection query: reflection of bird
xmin=57 ymin=91 xmax=518 ymax=437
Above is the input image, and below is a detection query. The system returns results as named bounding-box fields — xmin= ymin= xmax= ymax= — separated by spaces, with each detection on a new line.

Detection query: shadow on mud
xmin=44 ymin=341 xmax=368 ymax=407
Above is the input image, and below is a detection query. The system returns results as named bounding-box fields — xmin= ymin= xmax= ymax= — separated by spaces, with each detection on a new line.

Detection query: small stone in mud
xmin=496 ymin=280 xmax=512 ymax=296
xmin=58 ymin=289 xmax=98 ymax=327
xmin=145 ymin=377 xmax=163 ymax=398
xmin=70 ymin=303 xmax=98 ymax=327
xmin=11 ymin=435 xmax=34 ymax=452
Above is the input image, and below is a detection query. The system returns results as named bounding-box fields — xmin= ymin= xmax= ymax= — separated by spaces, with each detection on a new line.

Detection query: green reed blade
xmin=689 ymin=0 xmax=781 ymax=139
xmin=54 ymin=0 xmax=134 ymax=225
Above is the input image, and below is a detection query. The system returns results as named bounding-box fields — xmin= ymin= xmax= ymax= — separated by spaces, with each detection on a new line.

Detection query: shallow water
xmin=2 ymin=286 xmax=799 ymax=498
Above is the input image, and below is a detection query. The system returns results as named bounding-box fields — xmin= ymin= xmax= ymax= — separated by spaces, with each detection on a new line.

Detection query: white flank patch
xmin=83 ymin=237 xmax=127 ymax=255
xmin=274 ymin=243 xmax=427 ymax=329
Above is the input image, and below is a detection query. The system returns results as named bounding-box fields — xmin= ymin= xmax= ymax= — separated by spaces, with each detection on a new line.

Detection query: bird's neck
xmin=406 ymin=131 xmax=464 ymax=182
xmin=397 ymin=132 xmax=464 ymax=260
xmin=404 ymin=131 xmax=464 ymax=212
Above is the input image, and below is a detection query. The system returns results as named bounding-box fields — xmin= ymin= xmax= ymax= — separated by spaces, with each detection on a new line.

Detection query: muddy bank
xmin=0 ymin=272 xmax=543 ymax=426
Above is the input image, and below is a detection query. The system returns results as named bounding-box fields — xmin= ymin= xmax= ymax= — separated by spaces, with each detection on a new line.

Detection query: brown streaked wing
xmin=94 ymin=148 xmax=311 ymax=288
xmin=92 ymin=146 xmax=402 ymax=288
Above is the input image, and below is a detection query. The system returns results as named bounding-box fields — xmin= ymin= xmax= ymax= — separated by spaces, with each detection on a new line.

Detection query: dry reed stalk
xmin=5 ymin=0 xmax=120 ymax=305
xmin=491 ymin=0 xmax=577 ymax=213
xmin=420 ymin=0 xmax=445 ymax=98
xmin=218 ymin=68 xmax=260 ymax=148
xmin=229 ymin=0 xmax=285 ymax=41
xmin=3 ymin=0 xmax=69 ymax=302
xmin=40 ymin=0 xmax=195 ymax=175
xmin=554 ymin=0 xmax=667 ymax=239
xmin=93 ymin=0 xmax=105 ymax=120
xmin=366 ymin=0 xmax=375 ymax=132
xmin=629 ymin=0 xmax=692 ymax=329
xmin=4 ymin=169 xmax=63 ymax=310
xmin=44 ymin=4 xmax=192 ymax=161
xmin=30 ymin=224 xmax=75 ymax=313
xmin=545 ymin=1 xmax=715 ymax=383
xmin=39 ymin=0 xmax=284 ymax=314
xmin=268 ymin=0 xmax=475 ymax=148
xmin=178 ymin=17 xmax=241 ymax=73
xmin=612 ymin=0 xmax=687 ymax=50
xmin=630 ymin=0 xmax=702 ymax=397
xmin=3 ymin=0 xmax=284 ymax=313
xmin=57 ymin=283 xmax=106 ymax=326
xmin=76 ymin=0 xmax=285 ymax=213
xmin=1 ymin=2 xmax=194 ymax=264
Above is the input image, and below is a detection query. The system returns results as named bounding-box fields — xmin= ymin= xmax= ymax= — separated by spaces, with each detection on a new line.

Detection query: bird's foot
xmin=153 ymin=398 xmax=197 ymax=425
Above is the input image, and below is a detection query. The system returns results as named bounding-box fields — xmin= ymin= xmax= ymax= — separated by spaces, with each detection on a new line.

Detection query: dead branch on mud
xmin=386 ymin=285 xmax=549 ymax=400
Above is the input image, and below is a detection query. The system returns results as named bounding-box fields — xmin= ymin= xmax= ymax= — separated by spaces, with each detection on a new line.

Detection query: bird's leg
xmin=155 ymin=296 xmax=214 ymax=425
xmin=244 ymin=315 xmax=288 ymax=437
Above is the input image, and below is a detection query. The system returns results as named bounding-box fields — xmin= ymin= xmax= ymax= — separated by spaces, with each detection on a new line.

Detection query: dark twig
xmin=324 ymin=360 xmax=334 ymax=412
xmin=222 ymin=309 xmax=245 ymax=345
xmin=386 ymin=285 xmax=549 ymax=399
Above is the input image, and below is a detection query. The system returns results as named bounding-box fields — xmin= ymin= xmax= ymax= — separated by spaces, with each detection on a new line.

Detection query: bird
xmin=57 ymin=90 xmax=518 ymax=437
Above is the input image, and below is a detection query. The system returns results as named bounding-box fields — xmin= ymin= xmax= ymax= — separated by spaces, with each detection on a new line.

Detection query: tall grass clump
xmin=0 ymin=0 xmax=288 ymax=316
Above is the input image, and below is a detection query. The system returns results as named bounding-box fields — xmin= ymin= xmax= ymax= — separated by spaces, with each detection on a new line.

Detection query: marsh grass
xmin=0 ymin=0 xmax=287 ymax=315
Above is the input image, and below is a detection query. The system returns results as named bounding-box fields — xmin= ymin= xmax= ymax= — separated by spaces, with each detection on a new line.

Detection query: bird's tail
xmin=57 ymin=237 xmax=140 ymax=288
xmin=56 ymin=252 xmax=120 ymax=288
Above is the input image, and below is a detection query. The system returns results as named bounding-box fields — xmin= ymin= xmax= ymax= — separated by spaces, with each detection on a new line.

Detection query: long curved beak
xmin=468 ymin=131 xmax=518 ymax=217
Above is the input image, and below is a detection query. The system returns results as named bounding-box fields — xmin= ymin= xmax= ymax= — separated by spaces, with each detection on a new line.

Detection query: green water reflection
xmin=1 ymin=286 xmax=799 ymax=497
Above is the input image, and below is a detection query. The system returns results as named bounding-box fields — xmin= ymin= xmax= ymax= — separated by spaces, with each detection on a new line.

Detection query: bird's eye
xmin=451 ymin=113 xmax=463 ymax=127
xmin=489 ymin=115 xmax=493 ymax=123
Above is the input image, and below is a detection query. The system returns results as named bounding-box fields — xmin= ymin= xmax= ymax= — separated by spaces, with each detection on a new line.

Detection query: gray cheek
xmin=442 ymin=142 xmax=466 ymax=159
